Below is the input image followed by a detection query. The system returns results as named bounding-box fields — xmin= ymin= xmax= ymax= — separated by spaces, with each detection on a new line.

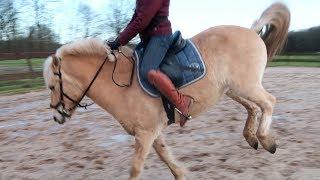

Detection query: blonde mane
xmin=43 ymin=38 xmax=134 ymax=87
xmin=43 ymin=55 xmax=53 ymax=87
xmin=56 ymin=38 xmax=111 ymax=58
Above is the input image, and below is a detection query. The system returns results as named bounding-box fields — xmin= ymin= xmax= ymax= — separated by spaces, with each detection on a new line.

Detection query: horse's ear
xmin=51 ymin=55 xmax=60 ymax=68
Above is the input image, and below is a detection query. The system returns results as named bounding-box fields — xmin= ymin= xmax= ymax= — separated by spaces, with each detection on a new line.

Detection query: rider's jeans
xmin=139 ymin=35 xmax=172 ymax=81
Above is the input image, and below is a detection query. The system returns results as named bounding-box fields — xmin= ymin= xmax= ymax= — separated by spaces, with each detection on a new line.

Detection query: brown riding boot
xmin=147 ymin=70 xmax=192 ymax=127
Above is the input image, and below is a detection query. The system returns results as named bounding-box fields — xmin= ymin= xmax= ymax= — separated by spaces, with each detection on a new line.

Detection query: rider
xmin=108 ymin=0 xmax=192 ymax=126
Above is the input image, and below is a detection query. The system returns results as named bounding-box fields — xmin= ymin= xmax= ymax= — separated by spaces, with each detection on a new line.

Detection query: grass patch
xmin=273 ymin=55 xmax=320 ymax=63
xmin=269 ymin=55 xmax=320 ymax=67
xmin=0 ymin=58 xmax=44 ymax=69
xmin=268 ymin=61 xmax=320 ymax=67
xmin=0 ymin=77 xmax=45 ymax=95
xmin=0 ymin=58 xmax=46 ymax=95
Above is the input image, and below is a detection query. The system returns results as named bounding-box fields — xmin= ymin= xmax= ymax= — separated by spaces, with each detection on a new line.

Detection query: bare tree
xmin=33 ymin=0 xmax=43 ymax=27
xmin=0 ymin=0 xmax=19 ymax=40
xmin=109 ymin=1 xmax=132 ymax=35
xmin=78 ymin=3 xmax=95 ymax=38
xmin=31 ymin=0 xmax=50 ymax=38
xmin=99 ymin=0 xmax=135 ymax=39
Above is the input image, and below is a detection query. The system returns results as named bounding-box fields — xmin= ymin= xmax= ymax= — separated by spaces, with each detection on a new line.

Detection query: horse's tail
xmin=251 ymin=3 xmax=290 ymax=60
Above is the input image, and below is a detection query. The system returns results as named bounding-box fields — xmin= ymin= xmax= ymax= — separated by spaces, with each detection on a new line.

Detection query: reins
xmin=111 ymin=50 xmax=135 ymax=87
xmin=71 ymin=54 xmax=109 ymax=110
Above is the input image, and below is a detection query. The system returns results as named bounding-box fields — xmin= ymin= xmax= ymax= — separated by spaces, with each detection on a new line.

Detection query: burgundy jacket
xmin=118 ymin=0 xmax=172 ymax=45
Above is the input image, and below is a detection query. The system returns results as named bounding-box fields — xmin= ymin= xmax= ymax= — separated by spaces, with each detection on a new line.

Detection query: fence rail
xmin=0 ymin=52 xmax=54 ymax=60
xmin=0 ymin=52 xmax=54 ymax=81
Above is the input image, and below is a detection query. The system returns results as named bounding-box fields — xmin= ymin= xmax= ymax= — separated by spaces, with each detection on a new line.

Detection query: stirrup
xmin=174 ymin=108 xmax=192 ymax=120
xmin=174 ymin=94 xmax=194 ymax=121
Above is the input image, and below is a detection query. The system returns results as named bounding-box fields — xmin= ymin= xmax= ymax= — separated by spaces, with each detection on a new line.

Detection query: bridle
xmin=50 ymin=50 xmax=135 ymax=121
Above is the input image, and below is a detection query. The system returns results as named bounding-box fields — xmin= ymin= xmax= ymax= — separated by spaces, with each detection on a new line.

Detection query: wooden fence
xmin=0 ymin=52 xmax=54 ymax=80
xmin=0 ymin=52 xmax=54 ymax=60
xmin=0 ymin=52 xmax=54 ymax=73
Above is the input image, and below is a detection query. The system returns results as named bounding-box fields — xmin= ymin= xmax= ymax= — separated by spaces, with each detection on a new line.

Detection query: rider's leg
xmin=140 ymin=35 xmax=171 ymax=78
xmin=140 ymin=36 xmax=192 ymax=126
xmin=147 ymin=69 xmax=192 ymax=126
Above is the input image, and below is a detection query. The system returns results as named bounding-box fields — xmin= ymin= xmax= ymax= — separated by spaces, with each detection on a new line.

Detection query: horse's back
xmin=191 ymin=25 xmax=268 ymax=87
xmin=192 ymin=25 xmax=266 ymax=59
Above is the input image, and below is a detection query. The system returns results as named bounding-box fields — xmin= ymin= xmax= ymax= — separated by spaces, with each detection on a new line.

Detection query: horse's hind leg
xmin=226 ymin=90 xmax=260 ymax=150
xmin=153 ymin=133 xmax=186 ymax=180
xmin=130 ymin=131 xmax=155 ymax=180
xmin=236 ymin=86 xmax=277 ymax=154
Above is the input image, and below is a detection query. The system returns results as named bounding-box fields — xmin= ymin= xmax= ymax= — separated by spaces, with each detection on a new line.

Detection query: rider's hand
xmin=108 ymin=38 xmax=121 ymax=50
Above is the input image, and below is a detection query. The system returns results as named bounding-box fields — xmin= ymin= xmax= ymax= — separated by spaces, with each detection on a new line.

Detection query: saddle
xmin=134 ymin=31 xmax=206 ymax=125
xmin=135 ymin=31 xmax=206 ymax=97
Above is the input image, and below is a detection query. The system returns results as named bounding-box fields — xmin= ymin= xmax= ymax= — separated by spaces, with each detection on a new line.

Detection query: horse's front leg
xmin=153 ymin=133 xmax=186 ymax=180
xmin=129 ymin=131 xmax=156 ymax=180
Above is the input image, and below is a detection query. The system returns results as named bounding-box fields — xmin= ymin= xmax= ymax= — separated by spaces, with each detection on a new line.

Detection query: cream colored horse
xmin=43 ymin=3 xmax=290 ymax=180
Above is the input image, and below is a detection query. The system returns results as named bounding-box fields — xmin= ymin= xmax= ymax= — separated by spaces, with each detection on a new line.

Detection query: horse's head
xmin=43 ymin=55 xmax=83 ymax=124
xmin=43 ymin=38 xmax=132 ymax=124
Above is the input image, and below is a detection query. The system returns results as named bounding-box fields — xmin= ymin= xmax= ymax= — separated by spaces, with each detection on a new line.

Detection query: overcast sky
xmin=18 ymin=0 xmax=320 ymax=43
xmin=170 ymin=0 xmax=319 ymax=37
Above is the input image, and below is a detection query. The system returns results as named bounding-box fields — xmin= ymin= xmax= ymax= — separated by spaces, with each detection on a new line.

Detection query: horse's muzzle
xmin=53 ymin=115 xmax=66 ymax=124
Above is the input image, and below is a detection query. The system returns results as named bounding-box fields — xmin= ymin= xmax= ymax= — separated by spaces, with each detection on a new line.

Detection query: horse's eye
xmin=49 ymin=85 xmax=55 ymax=90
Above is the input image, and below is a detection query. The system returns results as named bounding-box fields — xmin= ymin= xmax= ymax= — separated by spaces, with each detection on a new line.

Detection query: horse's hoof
xmin=257 ymin=134 xmax=277 ymax=154
xmin=244 ymin=132 xmax=259 ymax=150
xmin=247 ymin=138 xmax=259 ymax=150
xmin=269 ymin=144 xmax=277 ymax=154
xmin=253 ymin=141 xmax=259 ymax=150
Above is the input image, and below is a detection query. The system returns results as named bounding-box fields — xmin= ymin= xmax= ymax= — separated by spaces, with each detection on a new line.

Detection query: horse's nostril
xmin=53 ymin=116 xmax=58 ymax=122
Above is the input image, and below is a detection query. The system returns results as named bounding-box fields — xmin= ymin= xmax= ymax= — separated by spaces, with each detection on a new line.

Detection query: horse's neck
xmin=82 ymin=55 xmax=155 ymax=124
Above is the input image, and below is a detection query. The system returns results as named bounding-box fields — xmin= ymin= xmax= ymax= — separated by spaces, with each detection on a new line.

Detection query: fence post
xmin=26 ymin=58 xmax=33 ymax=74
xmin=26 ymin=58 xmax=36 ymax=89
xmin=26 ymin=58 xmax=34 ymax=77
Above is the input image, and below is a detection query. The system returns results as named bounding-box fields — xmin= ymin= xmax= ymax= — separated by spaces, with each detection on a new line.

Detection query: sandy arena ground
xmin=0 ymin=67 xmax=319 ymax=180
